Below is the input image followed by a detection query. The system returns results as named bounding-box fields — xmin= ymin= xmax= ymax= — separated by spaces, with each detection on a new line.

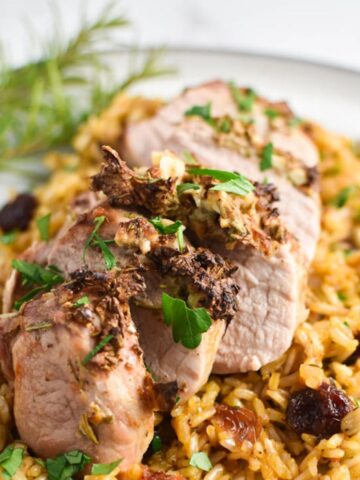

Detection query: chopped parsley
xmin=149 ymin=217 xmax=185 ymax=252
xmin=151 ymin=434 xmax=162 ymax=453
xmin=189 ymin=167 xmax=254 ymax=197
xmin=0 ymin=231 xmax=16 ymax=245
xmin=229 ymin=81 xmax=256 ymax=112
xmin=176 ymin=183 xmax=201 ymax=194
xmin=184 ymin=102 xmax=215 ymax=126
xmin=0 ymin=445 xmax=24 ymax=479
xmin=264 ymin=108 xmax=279 ymax=119
xmin=189 ymin=452 xmax=212 ymax=472
xmin=344 ymin=321 xmax=350 ymax=328
xmin=332 ymin=187 xmax=353 ymax=208
xmin=260 ymin=142 xmax=273 ymax=171
xmin=83 ymin=216 xmax=116 ymax=270
xmin=12 ymin=259 xmax=64 ymax=310
xmin=82 ymin=334 xmax=114 ymax=366
xmin=337 ymin=292 xmax=347 ymax=302
xmin=72 ymin=296 xmax=90 ymax=308
xmin=91 ymin=459 xmax=122 ymax=475
xmin=45 ymin=450 xmax=91 ymax=480
xmin=162 ymin=292 xmax=212 ymax=349
xmin=36 ymin=213 xmax=51 ymax=242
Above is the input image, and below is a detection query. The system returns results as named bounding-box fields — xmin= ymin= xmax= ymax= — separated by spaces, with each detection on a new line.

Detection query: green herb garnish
xmin=82 ymin=334 xmax=114 ymax=366
xmin=0 ymin=2 xmax=173 ymax=182
xmin=176 ymin=183 xmax=200 ymax=194
xmin=12 ymin=259 xmax=64 ymax=309
xmin=344 ymin=321 xmax=350 ymax=328
xmin=91 ymin=459 xmax=122 ymax=475
xmin=337 ymin=292 xmax=347 ymax=302
xmin=0 ymin=446 xmax=24 ymax=479
xmin=37 ymin=213 xmax=51 ymax=242
xmin=332 ymin=187 xmax=354 ymax=208
xmin=184 ymin=103 xmax=214 ymax=126
xmin=162 ymin=293 xmax=212 ymax=349
xmin=0 ymin=231 xmax=16 ymax=245
xmin=229 ymin=82 xmax=256 ymax=112
xmin=149 ymin=217 xmax=185 ymax=252
xmin=260 ymin=142 xmax=273 ymax=171
xmin=189 ymin=452 xmax=212 ymax=472
xmin=264 ymin=108 xmax=279 ymax=119
xmin=83 ymin=216 xmax=116 ymax=270
xmin=151 ymin=434 xmax=162 ymax=453
xmin=189 ymin=167 xmax=254 ymax=197
xmin=45 ymin=450 xmax=91 ymax=480
xmin=73 ymin=296 xmax=90 ymax=308
xmin=25 ymin=322 xmax=53 ymax=332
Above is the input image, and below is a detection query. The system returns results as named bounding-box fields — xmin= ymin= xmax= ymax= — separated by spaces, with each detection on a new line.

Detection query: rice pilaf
xmin=1 ymin=93 xmax=360 ymax=480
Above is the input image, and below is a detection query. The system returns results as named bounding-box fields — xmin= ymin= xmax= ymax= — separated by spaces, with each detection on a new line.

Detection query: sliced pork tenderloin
xmin=92 ymin=147 xmax=305 ymax=372
xmin=121 ymin=80 xmax=320 ymax=264
xmin=3 ymin=197 xmax=238 ymax=400
xmin=0 ymin=269 xmax=155 ymax=468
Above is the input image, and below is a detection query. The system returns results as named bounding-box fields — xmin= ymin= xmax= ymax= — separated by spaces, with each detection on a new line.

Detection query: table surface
xmin=1 ymin=0 xmax=360 ymax=72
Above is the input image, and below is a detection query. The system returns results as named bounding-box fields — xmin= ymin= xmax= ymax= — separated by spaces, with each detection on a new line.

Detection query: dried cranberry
xmin=286 ymin=382 xmax=354 ymax=438
xmin=213 ymin=404 xmax=262 ymax=445
xmin=0 ymin=193 xmax=37 ymax=232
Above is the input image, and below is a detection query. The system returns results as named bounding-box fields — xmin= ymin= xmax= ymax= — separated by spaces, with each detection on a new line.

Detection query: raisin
xmin=286 ymin=382 xmax=354 ymax=438
xmin=142 ymin=467 xmax=185 ymax=480
xmin=213 ymin=404 xmax=262 ymax=445
xmin=0 ymin=193 xmax=37 ymax=232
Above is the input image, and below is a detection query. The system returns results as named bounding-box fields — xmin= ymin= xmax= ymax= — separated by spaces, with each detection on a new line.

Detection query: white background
xmin=1 ymin=0 xmax=360 ymax=71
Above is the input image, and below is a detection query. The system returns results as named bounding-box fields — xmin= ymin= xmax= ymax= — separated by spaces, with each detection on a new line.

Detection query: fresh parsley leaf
xmin=162 ymin=293 xmax=212 ymax=349
xmin=183 ymin=151 xmax=198 ymax=165
xmin=37 ymin=213 xmax=51 ymax=242
xmin=0 ymin=446 xmax=24 ymax=478
xmin=83 ymin=216 xmax=116 ymax=270
xmin=184 ymin=103 xmax=214 ymax=126
xmin=260 ymin=142 xmax=273 ymax=171
xmin=333 ymin=187 xmax=353 ymax=208
xmin=82 ymin=334 xmax=114 ymax=366
xmin=0 ymin=231 xmax=16 ymax=245
xmin=189 ymin=168 xmax=254 ymax=196
xmin=151 ymin=434 xmax=162 ymax=453
xmin=189 ymin=452 xmax=212 ymax=472
xmin=73 ymin=296 xmax=90 ymax=308
xmin=344 ymin=321 xmax=350 ymax=328
xmin=264 ymin=108 xmax=279 ymax=119
xmin=211 ymin=177 xmax=254 ymax=196
xmin=177 ymin=183 xmax=201 ymax=194
xmin=355 ymin=399 xmax=360 ymax=409
xmin=46 ymin=450 xmax=91 ymax=480
xmin=149 ymin=217 xmax=185 ymax=252
xmin=189 ymin=168 xmax=240 ymax=182
xmin=229 ymin=82 xmax=256 ymax=112
xmin=12 ymin=260 xmax=64 ymax=309
xmin=91 ymin=459 xmax=122 ymax=475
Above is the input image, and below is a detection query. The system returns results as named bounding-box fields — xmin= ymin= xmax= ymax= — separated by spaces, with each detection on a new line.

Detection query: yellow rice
xmin=1 ymin=92 xmax=360 ymax=480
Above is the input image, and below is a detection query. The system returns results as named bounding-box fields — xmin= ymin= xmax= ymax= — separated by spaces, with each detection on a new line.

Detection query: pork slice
xmin=122 ymin=80 xmax=320 ymax=264
xmin=4 ymin=203 xmax=238 ymax=401
xmin=92 ymin=146 xmax=305 ymax=373
xmin=212 ymin=243 xmax=304 ymax=373
xmin=0 ymin=270 xmax=155 ymax=468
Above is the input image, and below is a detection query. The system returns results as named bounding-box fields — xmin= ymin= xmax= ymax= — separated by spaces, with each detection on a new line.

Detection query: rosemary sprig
xmin=0 ymin=2 xmax=174 ymax=180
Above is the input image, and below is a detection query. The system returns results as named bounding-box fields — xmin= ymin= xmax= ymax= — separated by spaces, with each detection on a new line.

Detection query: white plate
xmin=1 ymin=48 xmax=360 ymax=205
